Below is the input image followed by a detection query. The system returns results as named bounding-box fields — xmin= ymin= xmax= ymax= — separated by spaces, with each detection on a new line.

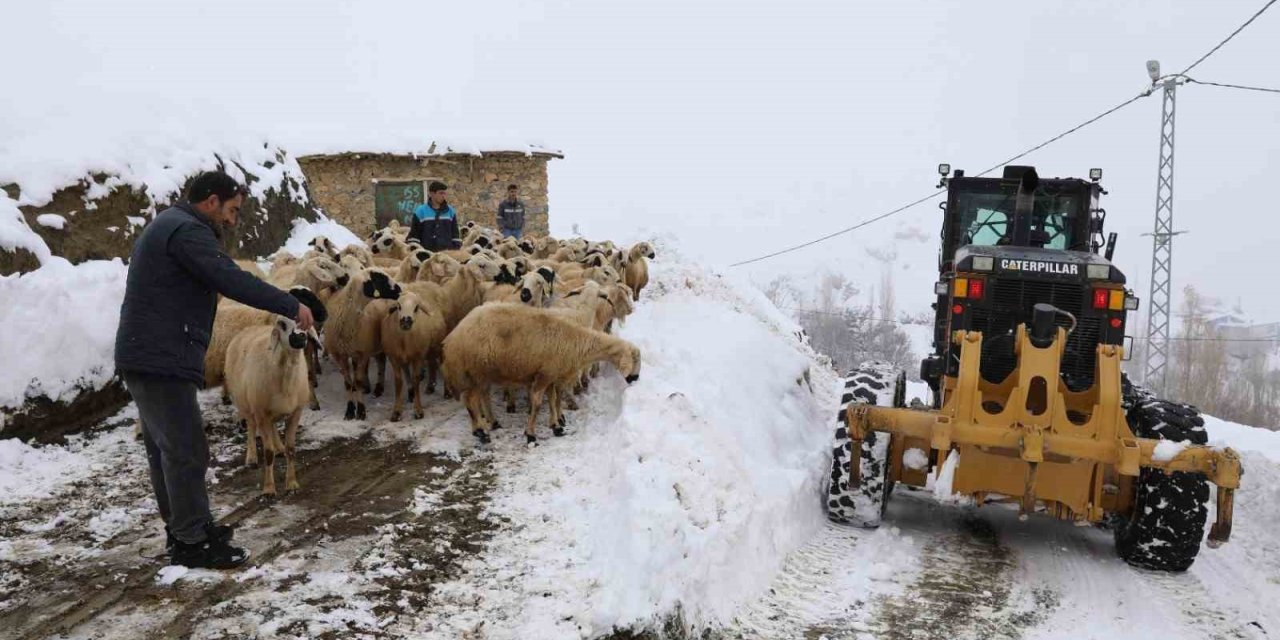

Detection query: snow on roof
xmin=289 ymin=131 xmax=563 ymax=159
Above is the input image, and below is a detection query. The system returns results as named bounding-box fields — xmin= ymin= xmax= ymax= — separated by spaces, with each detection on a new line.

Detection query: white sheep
xmin=443 ymin=303 xmax=641 ymax=444
xmin=224 ymin=316 xmax=311 ymax=495
xmin=379 ymin=286 xmax=448 ymax=421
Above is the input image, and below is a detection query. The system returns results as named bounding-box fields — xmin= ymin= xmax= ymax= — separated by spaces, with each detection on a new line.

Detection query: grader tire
xmin=1115 ymin=396 xmax=1210 ymax=572
xmin=826 ymin=362 xmax=904 ymax=527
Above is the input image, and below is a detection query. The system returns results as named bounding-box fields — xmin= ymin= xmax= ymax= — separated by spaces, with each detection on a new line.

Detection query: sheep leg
xmin=353 ymin=355 xmax=369 ymax=420
xmin=338 ymin=357 xmax=357 ymax=420
xmin=525 ymin=384 xmax=548 ymax=445
xmin=389 ymin=358 xmax=404 ymax=422
xmin=242 ymin=417 xmax=258 ymax=467
xmin=425 ymin=355 xmax=439 ymax=395
xmin=550 ymin=386 xmax=566 ymax=437
xmin=373 ymin=353 xmax=387 ymax=398
xmin=306 ymin=342 xmax=321 ymax=410
xmin=284 ymin=409 xmax=301 ymax=492
xmin=504 ymin=387 xmax=517 ymax=414
xmin=480 ymin=386 xmax=502 ymax=430
xmin=410 ymin=359 xmax=425 ymax=420
xmin=464 ymin=390 xmax=491 ymax=444
xmin=258 ymin=415 xmax=277 ymax=496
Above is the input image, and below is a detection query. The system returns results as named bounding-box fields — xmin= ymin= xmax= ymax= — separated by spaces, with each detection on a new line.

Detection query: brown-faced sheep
xmin=224 ymin=316 xmax=311 ymax=494
xmin=625 ymin=242 xmax=654 ymax=300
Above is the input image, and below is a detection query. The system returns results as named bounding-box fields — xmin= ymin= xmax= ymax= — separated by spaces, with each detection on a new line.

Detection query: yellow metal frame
xmin=846 ymin=326 xmax=1240 ymax=544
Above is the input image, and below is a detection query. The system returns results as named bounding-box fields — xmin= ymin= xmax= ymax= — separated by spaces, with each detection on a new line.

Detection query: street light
xmin=1146 ymin=60 xmax=1161 ymax=83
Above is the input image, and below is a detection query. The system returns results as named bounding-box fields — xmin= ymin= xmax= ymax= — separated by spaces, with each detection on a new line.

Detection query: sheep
xmin=271 ymin=252 xmax=300 ymax=270
xmin=415 ymin=262 xmax=489 ymax=395
xmin=385 ymin=219 xmax=411 ymax=239
xmin=204 ymin=288 xmax=327 ymax=403
xmin=395 ymin=248 xmax=434 ymax=283
xmin=224 ymin=316 xmax=310 ymax=495
xmin=269 ymin=255 xmax=349 ymax=301
xmin=379 ymin=286 xmax=448 ymax=421
xmin=442 ymin=303 xmax=641 ymax=444
xmin=340 ymin=243 xmax=375 ymax=267
xmin=369 ymin=228 xmax=414 ymax=259
xmin=307 ymin=235 xmax=340 ymax=260
xmin=625 ymin=242 xmax=654 ymax=300
xmin=323 ymin=266 xmax=403 ymax=420
xmin=418 ymin=252 xmax=461 ymax=284
xmin=484 ymin=269 xmax=555 ymax=306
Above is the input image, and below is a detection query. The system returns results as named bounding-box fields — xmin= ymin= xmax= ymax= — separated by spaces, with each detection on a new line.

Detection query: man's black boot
xmin=169 ymin=526 xmax=249 ymax=569
xmin=165 ymin=523 xmax=234 ymax=556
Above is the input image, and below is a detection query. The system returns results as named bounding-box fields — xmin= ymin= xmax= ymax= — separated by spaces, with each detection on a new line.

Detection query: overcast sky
xmin=3 ymin=0 xmax=1278 ymax=322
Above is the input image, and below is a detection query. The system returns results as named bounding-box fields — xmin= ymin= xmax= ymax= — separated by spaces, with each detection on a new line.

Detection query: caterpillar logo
xmin=999 ymin=259 xmax=1079 ymax=275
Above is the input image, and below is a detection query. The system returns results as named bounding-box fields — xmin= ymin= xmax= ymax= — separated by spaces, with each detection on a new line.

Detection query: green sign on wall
xmin=374 ymin=181 xmax=425 ymax=230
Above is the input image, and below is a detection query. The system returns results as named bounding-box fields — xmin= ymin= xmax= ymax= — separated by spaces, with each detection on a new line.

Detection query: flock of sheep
xmin=205 ymin=219 xmax=655 ymax=494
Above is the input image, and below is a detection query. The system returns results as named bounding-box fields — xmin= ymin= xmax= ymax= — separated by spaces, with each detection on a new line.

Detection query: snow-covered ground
xmin=2 ymin=222 xmax=1279 ymax=639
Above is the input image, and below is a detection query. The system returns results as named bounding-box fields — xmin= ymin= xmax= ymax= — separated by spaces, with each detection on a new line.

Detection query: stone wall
xmin=298 ymin=152 xmax=554 ymax=239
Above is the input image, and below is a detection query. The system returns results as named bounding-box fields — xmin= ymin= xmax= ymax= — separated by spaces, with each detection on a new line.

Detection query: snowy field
xmin=2 ymin=229 xmax=1280 ymax=639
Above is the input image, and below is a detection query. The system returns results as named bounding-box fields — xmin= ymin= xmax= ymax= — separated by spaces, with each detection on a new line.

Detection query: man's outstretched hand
xmin=296 ymin=304 xmax=316 ymax=332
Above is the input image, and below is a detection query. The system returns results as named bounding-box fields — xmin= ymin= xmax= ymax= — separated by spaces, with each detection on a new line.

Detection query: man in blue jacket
xmin=408 ymin=181 xmax=461 ymax=250
xmin=115 ymin=171 xmax=315 ymax=570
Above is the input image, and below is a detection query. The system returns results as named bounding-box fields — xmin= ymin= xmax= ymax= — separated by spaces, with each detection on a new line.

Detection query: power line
xmin=1187 ymin=77 xmax=1280 ymax=94
xmin=728 ymin=91 xmax=1152 ymax=268
xmin=728 ymin=0 xmax=1277 ymax=269
xmin=1180 ymin=0 xmax=1278 ymax=75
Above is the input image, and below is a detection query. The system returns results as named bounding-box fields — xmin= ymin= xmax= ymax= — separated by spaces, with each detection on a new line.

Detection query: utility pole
xmin=1142 ymin=60 xmax=1188 ymax=395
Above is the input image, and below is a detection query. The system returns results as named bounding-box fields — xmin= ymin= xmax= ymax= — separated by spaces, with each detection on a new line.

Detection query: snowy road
xmin=722 ymin=454 xmax=1280 ymax=640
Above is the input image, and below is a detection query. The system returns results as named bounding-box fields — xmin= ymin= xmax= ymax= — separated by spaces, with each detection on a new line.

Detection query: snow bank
xmin=278 ymin=215 xmax=365 ymax=258
xmin=423 ymin=252 xmax=838 ymax=638
xmin=0 ymin=258 xmax=128 ymax=410
xmin=1203 ymin=414 xmax=1280 ymax=463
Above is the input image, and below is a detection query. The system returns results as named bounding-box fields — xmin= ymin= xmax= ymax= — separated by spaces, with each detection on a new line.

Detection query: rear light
xmin=1092 ymin=289 xmax=1110 ymax=309
xmin=954 ymin=278 xmax=969 ymax=298
xmin=1110 ymin=318 xmax=1123 ymax=329
xmin=952 ymin=304 xmax=964 ymax=315
xmin=968 ymin=278 xmax=984 ymax=299
xmin=1109 ymin=290 xmax=1125 ymax=311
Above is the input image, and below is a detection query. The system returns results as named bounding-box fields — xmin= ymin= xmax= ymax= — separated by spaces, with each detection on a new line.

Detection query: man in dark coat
xmin=408 ymin=181 xmax=462 ymax=250
xmin=496 ymin=183 xmax=526 ymax=239
xmin=114 ymin=171 xmax=315 ymax=569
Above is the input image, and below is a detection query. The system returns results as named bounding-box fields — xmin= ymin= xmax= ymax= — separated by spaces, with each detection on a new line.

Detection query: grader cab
xmin=825 ymin=165 xmax=1241 ymax=572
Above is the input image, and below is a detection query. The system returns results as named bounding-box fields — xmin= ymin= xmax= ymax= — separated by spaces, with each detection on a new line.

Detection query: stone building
xmin=297 ymin=145 xmax=563 ymax=238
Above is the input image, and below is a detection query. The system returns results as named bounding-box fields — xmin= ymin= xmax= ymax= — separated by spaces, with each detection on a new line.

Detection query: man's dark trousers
xmin=124 ymin=371 xmax=212 ymax=544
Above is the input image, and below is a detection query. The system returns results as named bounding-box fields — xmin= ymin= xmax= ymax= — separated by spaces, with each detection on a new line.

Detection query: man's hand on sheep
xmin=296 ymin=304 xmax=316 ymax=332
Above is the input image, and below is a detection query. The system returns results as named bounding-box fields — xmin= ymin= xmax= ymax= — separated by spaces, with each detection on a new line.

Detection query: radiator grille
xmin=969 ymin=279 xmax=1099 ymax=390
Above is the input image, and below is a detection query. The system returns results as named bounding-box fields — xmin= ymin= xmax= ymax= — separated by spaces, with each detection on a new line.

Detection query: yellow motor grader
xmin=826 ymin=165 xmax=1241 ymax=571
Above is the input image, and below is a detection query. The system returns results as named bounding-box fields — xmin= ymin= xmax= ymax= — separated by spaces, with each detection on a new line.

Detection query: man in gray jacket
xmin=496 ymin=184 xmax=526 ymax=239
xmin=115 ymin=171 xmax=315 ymax=569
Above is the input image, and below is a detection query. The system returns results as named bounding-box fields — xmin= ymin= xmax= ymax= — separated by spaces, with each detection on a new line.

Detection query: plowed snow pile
xmin=399 ymin=247 xmax=838 ymax=638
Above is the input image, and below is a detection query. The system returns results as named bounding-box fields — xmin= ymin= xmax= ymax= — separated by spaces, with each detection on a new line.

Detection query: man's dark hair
xmin=507 ymin=184 xmax=518 ymax=190
xmin=187 ymin=171 xmax=247 ymax=204
xmin=428 ymin=181 xmax=448 ymax=193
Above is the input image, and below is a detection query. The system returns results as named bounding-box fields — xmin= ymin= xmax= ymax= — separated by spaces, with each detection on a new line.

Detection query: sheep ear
xmin=417 ymin=250 xmax=430 ymax=261
xmin=388 ymin=303 xmax=400 ymax=315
